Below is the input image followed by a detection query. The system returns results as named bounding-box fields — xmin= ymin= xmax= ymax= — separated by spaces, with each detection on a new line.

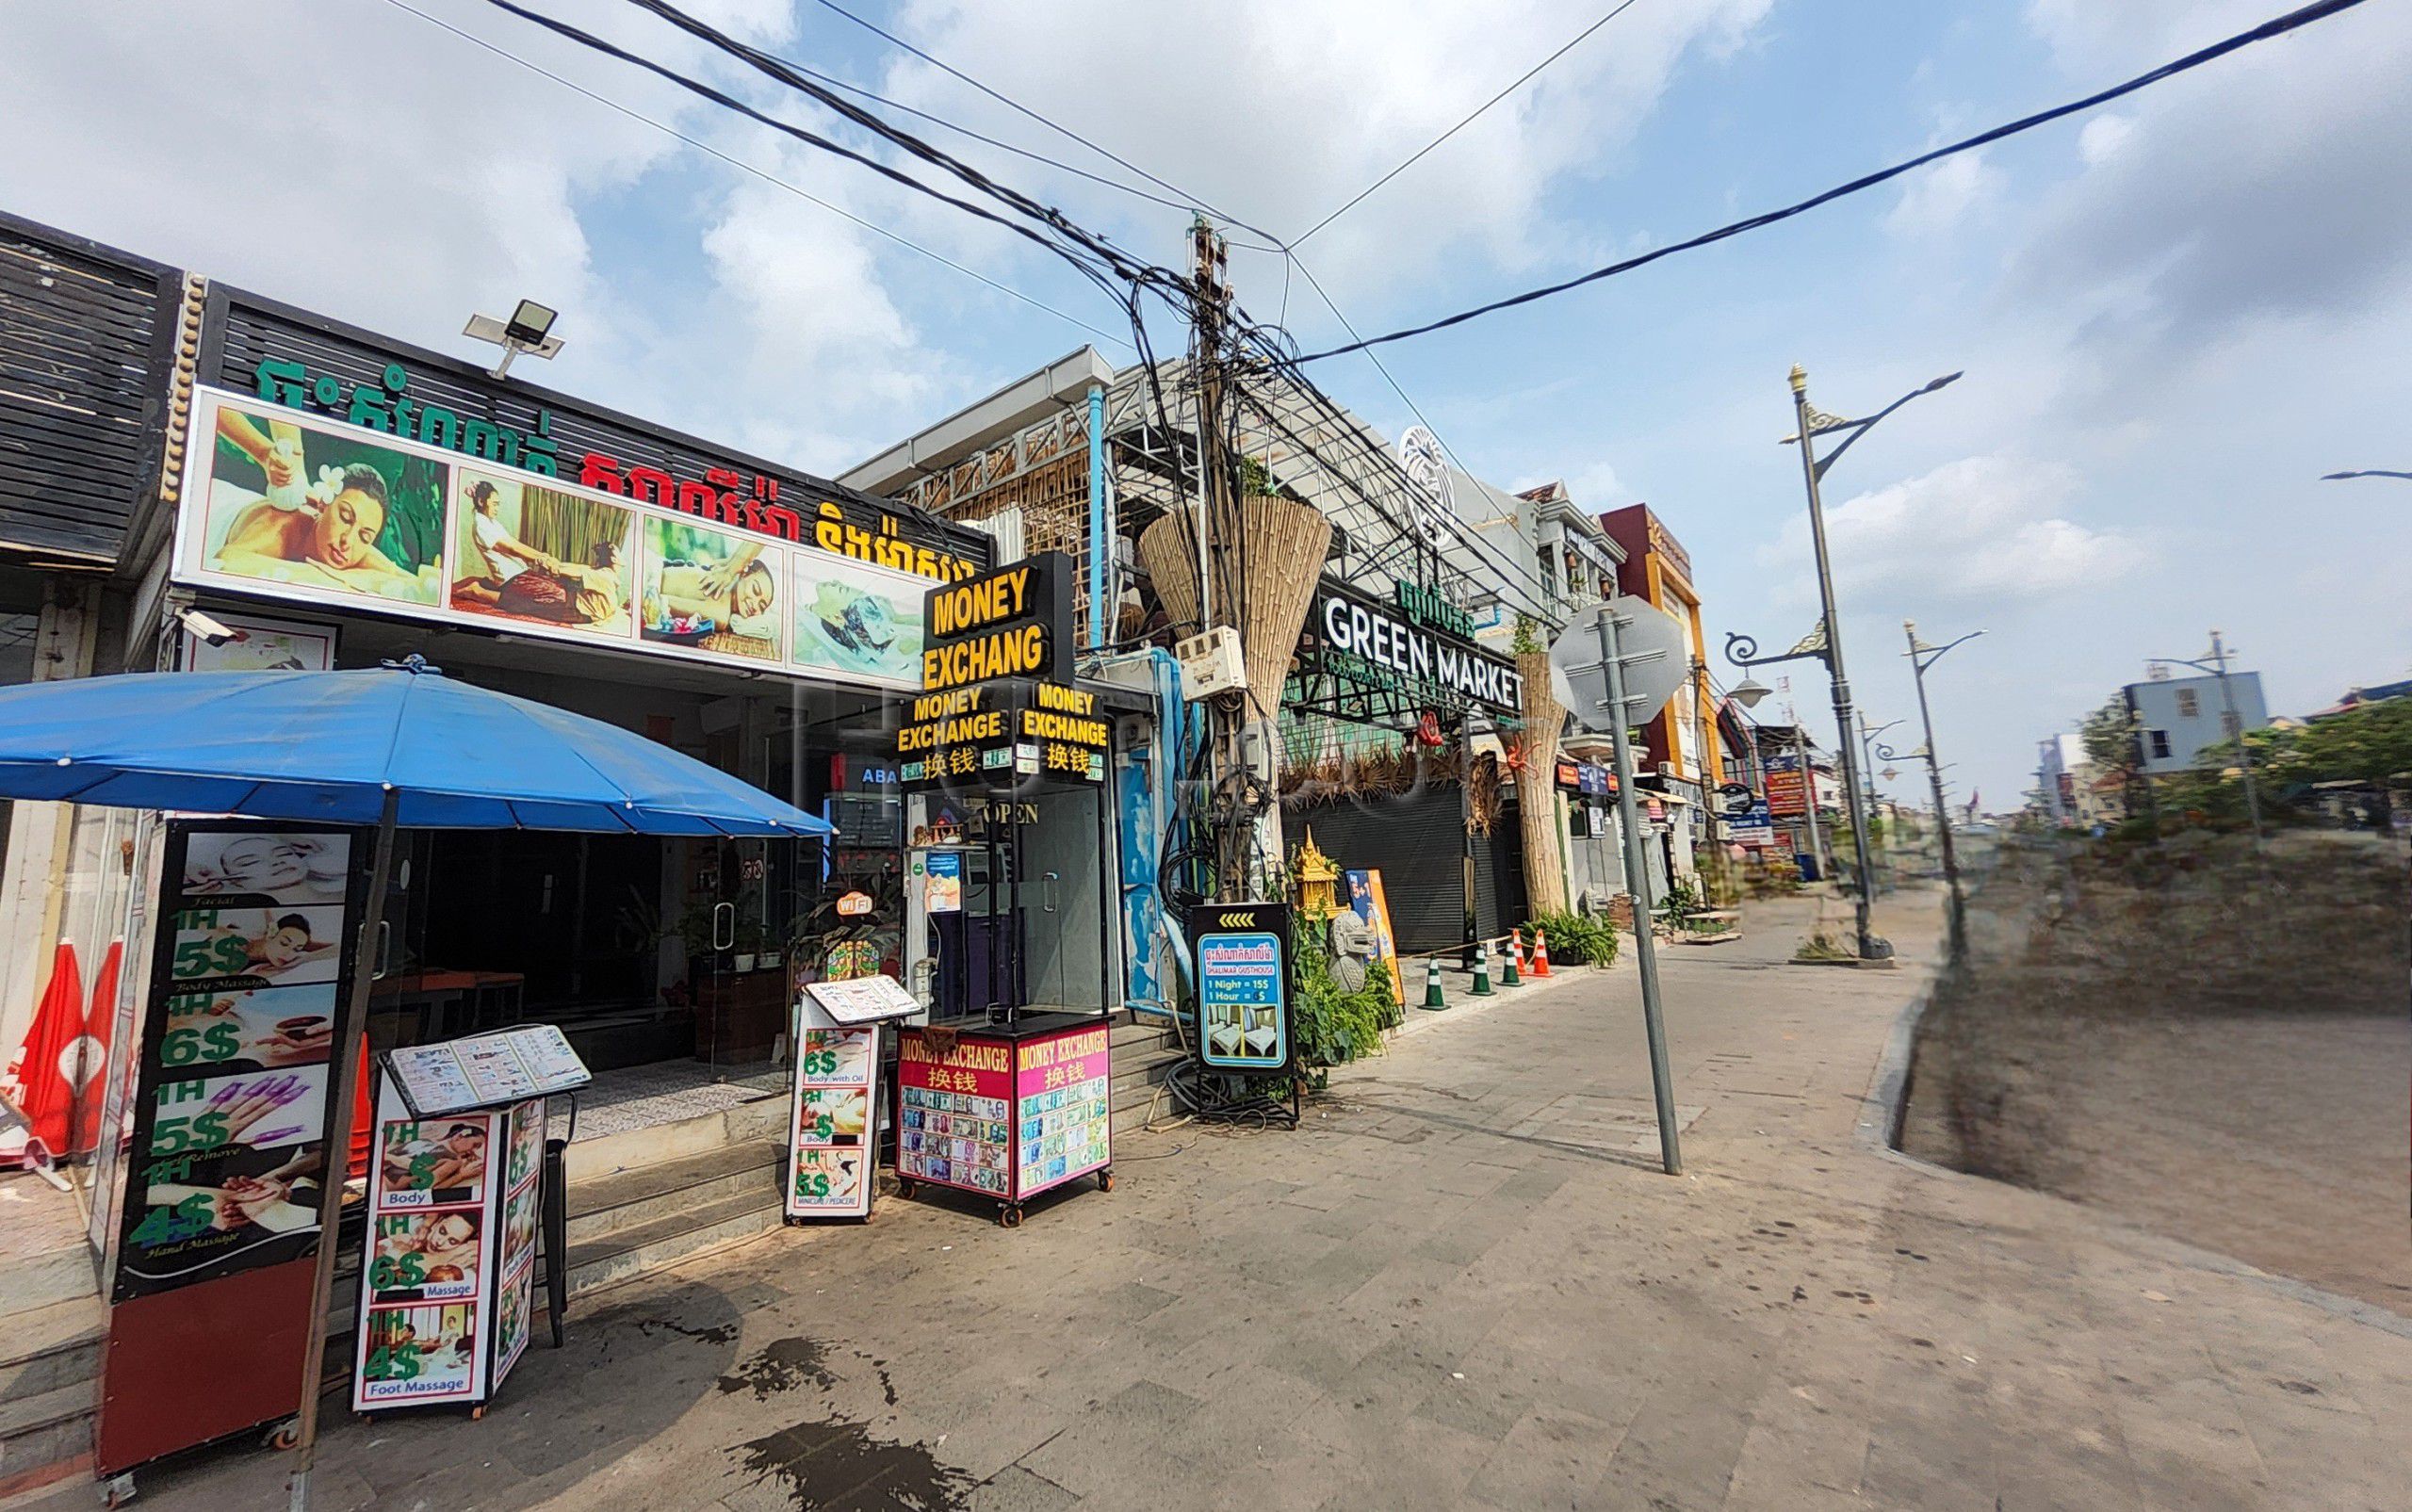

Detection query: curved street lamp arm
xmin=2321 ymin=469 xmax=2412 ymax=481
xmin=1909 ymin=628 xmax=1985 ymax=670
xmin=1811 ymin=372 xmax=1963 ymax=481
xmin=1724 ymin=628 xmax=1827 ymax=674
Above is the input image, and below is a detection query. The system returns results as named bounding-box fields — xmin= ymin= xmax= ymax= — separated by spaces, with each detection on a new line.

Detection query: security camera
xmin=176 ymin=608 xmax=243 ymax=647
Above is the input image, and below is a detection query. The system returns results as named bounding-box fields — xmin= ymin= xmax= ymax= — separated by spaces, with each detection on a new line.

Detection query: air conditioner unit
xmin=1172 ymin=626 xmax=1245 ymax=701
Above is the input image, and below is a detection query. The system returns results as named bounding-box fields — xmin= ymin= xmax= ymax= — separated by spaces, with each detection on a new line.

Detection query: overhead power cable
xmin=805 ymin=0 xmax=1295 ymax=250
xmin=481 ymin=0 xmax=1137 ymax=298
xmin=1296 ymin=0 xmax=2373 ymax=362
xmin=1279 ymin=252 xmax=1562 ymax=611
xmin=378 ymin=0 xmax=1133 ymax=350
xmin=1294 ymin=0 xmax=1647 ymax=247
xmin=758 ymin=43 xmax=1207 ymax=220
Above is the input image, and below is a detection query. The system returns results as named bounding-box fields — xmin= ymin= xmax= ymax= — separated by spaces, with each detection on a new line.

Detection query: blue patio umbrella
xmin=0 ymin=656 xmax=829 ymax=1494
xmin=0 ymin=654 xmax=831 ymax=836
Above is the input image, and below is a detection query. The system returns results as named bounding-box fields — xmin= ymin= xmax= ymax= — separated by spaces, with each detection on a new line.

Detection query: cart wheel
xmin=895 ymin=1178 xmax=917 ymax=1199
xmin=1097 ymin=1168 xmax=1116 ymax=1193
xmin=999 ymin=1205 xmax=1023 ymax=1228
xmin=266 ymin=1420 xmax=301 ymax=1451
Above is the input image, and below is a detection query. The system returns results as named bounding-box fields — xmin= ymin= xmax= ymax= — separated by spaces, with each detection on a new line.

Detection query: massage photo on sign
xmin=639 ymin=516 xmax=780 ymax=660
xmin=447 ymin=471 xmax=636 ymax=638
xmin=195 ymin=400 xmax=444 ymax=605
xmin=180 ymin=832 xmax=350 ymax=906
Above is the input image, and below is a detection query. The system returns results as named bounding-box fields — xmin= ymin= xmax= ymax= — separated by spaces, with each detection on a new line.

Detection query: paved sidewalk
xmin=58 ymin=888 xmax=2411 ymax=1510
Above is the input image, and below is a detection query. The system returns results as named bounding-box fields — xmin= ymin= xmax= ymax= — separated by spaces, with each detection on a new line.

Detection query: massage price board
xmin=350 ymin=1073 xmax=547 ymax=1414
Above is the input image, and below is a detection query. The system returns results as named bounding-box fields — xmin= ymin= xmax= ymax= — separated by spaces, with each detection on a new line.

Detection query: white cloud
xmin=2008 ymin=0 xmax=2412 ymax=352
xmin=1760 ymin=455 xmax=2144 ymax=611
xmin=872 ymin=0 xmax=1777 ymax=314
xmin=0 ymin=0 xmax=957 ymax=471
xmin=2075 ymin=112 xmax=2133 ymax=166
xmin=1884 ymin=152 xmax=1997 ymax=238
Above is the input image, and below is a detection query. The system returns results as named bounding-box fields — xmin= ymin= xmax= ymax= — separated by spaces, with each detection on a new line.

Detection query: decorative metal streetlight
xmin=1899 ymin=621 xmax=1982 ymax=936
xmin=1726 ymin=366 xmax=1961 ymax=960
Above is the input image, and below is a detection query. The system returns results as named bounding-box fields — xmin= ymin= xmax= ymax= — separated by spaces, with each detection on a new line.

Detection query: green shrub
xmin=1291 ymin=919 xmax=1399 ymax=1067
xmin=1525 ymin=910 xmax=1618 ymax=967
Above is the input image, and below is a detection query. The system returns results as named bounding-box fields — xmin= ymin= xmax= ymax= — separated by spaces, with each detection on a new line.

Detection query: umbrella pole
xmin=287 ymin=788 xmax=398 ymax=1511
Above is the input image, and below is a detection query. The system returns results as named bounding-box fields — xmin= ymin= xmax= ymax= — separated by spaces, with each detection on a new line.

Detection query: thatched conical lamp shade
xmin=1139 ymin=494 xmax=1331 ymax=717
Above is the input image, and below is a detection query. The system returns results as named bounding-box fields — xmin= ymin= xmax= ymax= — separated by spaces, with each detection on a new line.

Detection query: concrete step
xmin=0 ymin=1297 xmax=105 ymax=1404
xmin=0 ymin=1391 xmax=93 ymax=1503
xmin=562 ymin=1091 xmax=788 ymax=1186
xmin=0 ymin=1298 xmax=103 ymax=1503
xmin=1110 ymin=1014 xmax=1180 ymax=1050
xmin=1109 ymin=1045 xmax=1185 ymax=1102
xmin=1108 ymin=1044 xmax=1187 ymax=1135
xmin=564 ymin=1140 xmax=784 ymax=1248
xmin=0 ymin=1240 xmax=96 ymax=1321
xmin=557 ymin=1190 xmax=783 ymax=1300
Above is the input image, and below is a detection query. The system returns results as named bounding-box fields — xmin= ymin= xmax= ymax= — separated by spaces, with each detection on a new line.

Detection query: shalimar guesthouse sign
xmin=1306 ymin=577 xmax=1523 ymax=718
xmin=252 ymin=357 xmax=979 ymax=582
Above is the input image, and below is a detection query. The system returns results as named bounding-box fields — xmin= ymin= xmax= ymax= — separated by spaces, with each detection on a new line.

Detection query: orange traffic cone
xmin=1530 ymin=927 xmax=1553 ymax=978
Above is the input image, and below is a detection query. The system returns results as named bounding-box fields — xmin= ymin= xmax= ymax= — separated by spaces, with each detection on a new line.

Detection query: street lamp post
xmin=1726 ymin=365 xmax=1961 ymax=960
xmin=1898 ymin=622 xmax=1982 ymax=923
xmin=1857 ymin=714 xmax=1901 ymax=896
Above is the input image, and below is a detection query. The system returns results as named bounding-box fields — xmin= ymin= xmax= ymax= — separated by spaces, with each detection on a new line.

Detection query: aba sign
xmin=1189 ymin=902 xmax=1292 ymax=1075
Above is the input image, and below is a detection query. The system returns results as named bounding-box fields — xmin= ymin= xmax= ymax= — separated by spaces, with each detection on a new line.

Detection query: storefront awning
xmin=0 ymin=655 xmax=832 ymax=836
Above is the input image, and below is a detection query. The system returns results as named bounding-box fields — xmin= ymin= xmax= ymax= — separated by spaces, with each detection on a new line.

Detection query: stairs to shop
xmin=1109 ymin=1014 xmax=1186 ymax=1136
xmin=552 ymin=1093 xmax=789 ymax=1301
xmin=0 ymin=1180 xmax=101 ymax=1500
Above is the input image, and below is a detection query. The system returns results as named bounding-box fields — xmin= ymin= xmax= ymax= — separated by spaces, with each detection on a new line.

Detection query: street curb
xmin=1858 ymin=978 xmax=1931 ymax=1156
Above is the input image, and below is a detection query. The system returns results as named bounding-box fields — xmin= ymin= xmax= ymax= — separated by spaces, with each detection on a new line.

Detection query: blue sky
xmin=5 ymin=0 xmax=2407 ymax=807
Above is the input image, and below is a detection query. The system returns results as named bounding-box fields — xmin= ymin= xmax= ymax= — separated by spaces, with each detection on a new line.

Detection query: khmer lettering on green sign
xmin=1392 ymin=579 xmax=1475 ymax=641
xmin=256 ymin=359 xmax=560 ymax=476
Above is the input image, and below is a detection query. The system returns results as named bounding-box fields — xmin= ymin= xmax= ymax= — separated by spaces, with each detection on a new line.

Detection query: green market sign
xmin=1303 ymin=578 xmax=1524 ymax=718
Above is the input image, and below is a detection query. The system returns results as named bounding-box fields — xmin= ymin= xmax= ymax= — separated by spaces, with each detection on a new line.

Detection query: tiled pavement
xmin=54 ymin=888 xmax=2412 ymax=1510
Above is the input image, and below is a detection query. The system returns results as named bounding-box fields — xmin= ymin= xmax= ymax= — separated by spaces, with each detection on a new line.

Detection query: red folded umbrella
xmin=7 ymin=942 xmax=84 ymax=1158
xmin=71 ymin=938 xmax=123 ymax=1157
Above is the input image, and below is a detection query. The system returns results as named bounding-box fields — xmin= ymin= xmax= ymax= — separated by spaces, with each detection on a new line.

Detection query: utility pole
xmin=1787 ymin=368 xmax=1883 ymax=958
xmin=1595 ymin=606 xmax=1682 ymax=1175
xmin=2208 ymin=629 xmax=2268 ymax=857
xmin=1190 ymin=217 xmax=1247 ymax=902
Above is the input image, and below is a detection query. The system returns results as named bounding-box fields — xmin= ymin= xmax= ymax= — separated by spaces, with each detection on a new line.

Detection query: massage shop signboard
xmin=170 ymin=385 xmax=960 ymax=693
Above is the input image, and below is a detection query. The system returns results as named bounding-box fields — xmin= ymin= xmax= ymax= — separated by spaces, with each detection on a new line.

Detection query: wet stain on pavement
xmin=643 ymin=1318 xmax=742 ymax=1344
xmin=732 ymin=1418 xmax=975 ymax=1510
xmin=720 ymin=1336 xmax=840 ymax=1399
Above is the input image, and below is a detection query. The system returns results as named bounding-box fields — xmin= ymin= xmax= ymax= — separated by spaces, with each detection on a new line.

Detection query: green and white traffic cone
xmin=1423 ymin=955 xmax=1447 ymax=1010
xmin=1501 ymin=929 xmax=1524 ymax=986
xmin=1471 ymin=940 xmax=1493 ymax=996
